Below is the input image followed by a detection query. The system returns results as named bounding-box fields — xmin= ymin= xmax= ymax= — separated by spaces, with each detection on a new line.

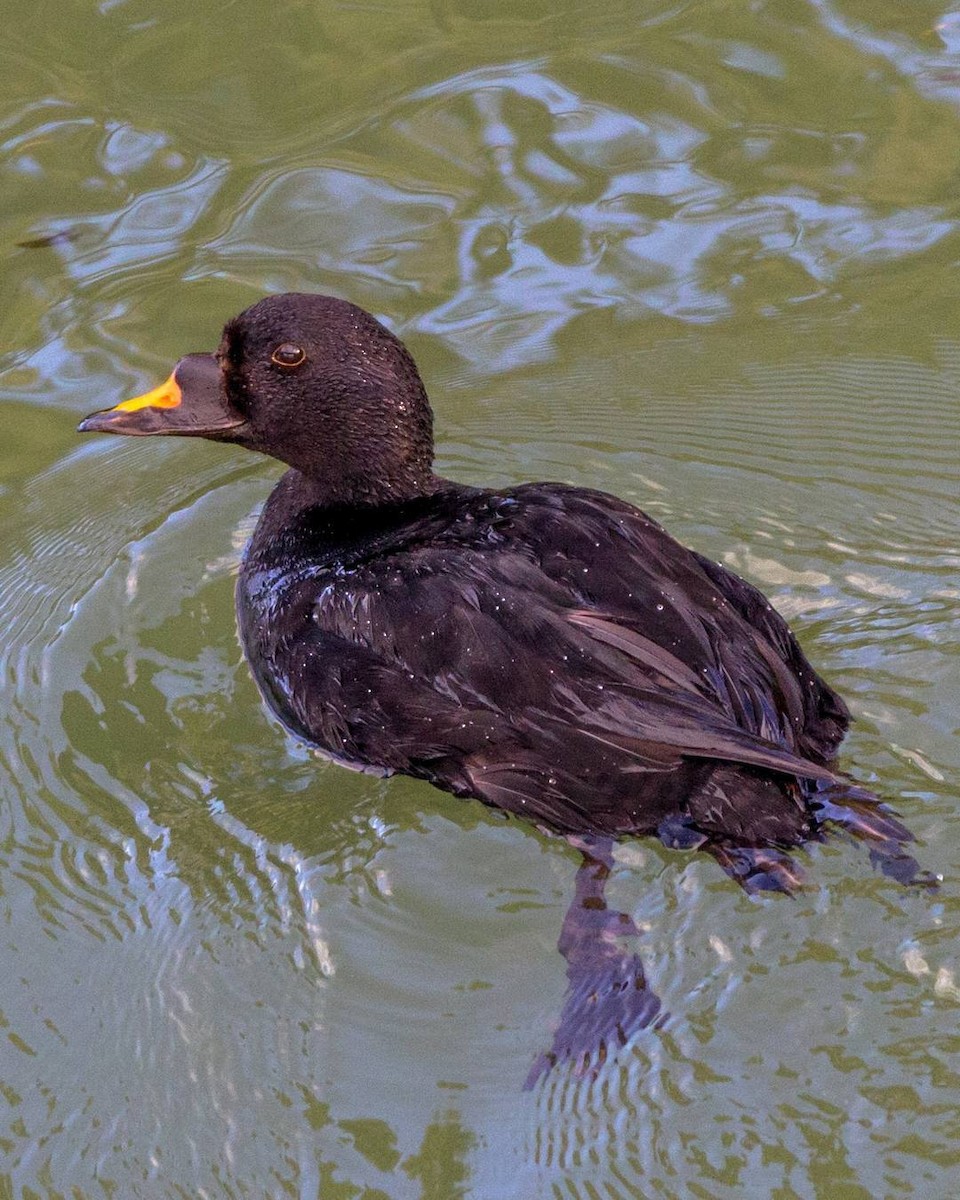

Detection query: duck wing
xmin=502 ymin=483 xmax=849 ymax=761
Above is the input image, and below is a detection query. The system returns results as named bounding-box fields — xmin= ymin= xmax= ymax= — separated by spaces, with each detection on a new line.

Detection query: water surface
xmin=1 ymin=1 xmax=959 ymax=1197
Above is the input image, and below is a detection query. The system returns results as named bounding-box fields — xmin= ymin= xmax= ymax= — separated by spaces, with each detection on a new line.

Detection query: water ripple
xmin=2 ymin=1 xmax=960 ymax=1196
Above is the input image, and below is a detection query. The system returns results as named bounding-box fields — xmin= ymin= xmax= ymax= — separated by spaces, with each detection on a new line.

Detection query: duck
xmin=78 ymin=292 xmax=923 ymax=1083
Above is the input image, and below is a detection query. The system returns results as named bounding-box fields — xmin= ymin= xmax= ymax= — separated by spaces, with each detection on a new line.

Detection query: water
xmin=2 ymin=1 xmax=959 ymax=1196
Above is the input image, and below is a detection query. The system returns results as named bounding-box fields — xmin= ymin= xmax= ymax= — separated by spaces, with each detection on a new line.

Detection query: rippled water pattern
xmin=2 ymin=1 xmax=959 ymax=1196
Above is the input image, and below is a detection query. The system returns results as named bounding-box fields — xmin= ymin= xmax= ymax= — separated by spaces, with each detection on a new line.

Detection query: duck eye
xmin=271 ymin=343 xmax=306 ymax=368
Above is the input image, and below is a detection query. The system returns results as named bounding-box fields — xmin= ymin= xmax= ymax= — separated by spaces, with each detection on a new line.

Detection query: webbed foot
xmin=524 ymin=949 xmax=661 ymax=1088
xmin=525 ymin=837 xmax=663 ymax=1089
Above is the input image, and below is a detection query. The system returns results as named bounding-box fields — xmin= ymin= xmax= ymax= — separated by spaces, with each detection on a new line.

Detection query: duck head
xmin=78 ymin=293 xmax=435 ymax=505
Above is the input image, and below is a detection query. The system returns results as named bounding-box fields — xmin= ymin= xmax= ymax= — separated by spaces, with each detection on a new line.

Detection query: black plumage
xmin=79 ymin=292 xmax=924 ymax=1083
xmin=239 ymin=478 xmax=844 ymax=841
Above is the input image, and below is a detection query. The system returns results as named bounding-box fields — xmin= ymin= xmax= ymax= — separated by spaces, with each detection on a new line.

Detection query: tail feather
xmin=813 ymin=791 xmax=913 ymax=845
xmin=676 ymin=768 xmax=933 ymax=892
xmin=813 ymin=787 xmax=937 ymax=888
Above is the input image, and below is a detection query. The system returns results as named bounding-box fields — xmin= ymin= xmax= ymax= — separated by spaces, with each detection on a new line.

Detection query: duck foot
xmin=708 ymin=843 xmax=805 ymax=894
xmin=524 ymin=837 xmax=662 ymax=1089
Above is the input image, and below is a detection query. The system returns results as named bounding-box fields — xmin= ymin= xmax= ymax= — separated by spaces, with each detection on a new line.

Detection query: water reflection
xmin=186 ymin=58 xmax=960 ymax=369
xmin=10 ymin=3 xmax=960 ymax=380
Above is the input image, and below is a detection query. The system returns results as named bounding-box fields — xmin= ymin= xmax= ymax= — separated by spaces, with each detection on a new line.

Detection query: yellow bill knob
xmin=113 ymin=372 xmax=182 ymax=413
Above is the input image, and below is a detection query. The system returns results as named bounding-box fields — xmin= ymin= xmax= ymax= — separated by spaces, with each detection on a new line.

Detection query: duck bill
xmin=77 ymin=353 xmax=245 ymax=438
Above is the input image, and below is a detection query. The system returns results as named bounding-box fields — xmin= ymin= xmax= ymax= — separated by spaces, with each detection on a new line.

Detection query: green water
xmin=2 ymin=1 xmax=959 ymax=1196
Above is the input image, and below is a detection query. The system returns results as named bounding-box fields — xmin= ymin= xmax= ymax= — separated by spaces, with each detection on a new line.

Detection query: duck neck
xmin=287 ymin=462 xmax=439 ymax=509
xmin=244 ymin=468 xmax=460 ymax=575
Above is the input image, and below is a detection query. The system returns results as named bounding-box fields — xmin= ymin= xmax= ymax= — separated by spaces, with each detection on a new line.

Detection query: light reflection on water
xmin=1 ymin=0 xmax=959 ymax=1196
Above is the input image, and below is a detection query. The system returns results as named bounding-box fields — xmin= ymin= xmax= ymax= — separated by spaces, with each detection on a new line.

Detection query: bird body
xmin=237 ymin=470 xmax=850 ymax=859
